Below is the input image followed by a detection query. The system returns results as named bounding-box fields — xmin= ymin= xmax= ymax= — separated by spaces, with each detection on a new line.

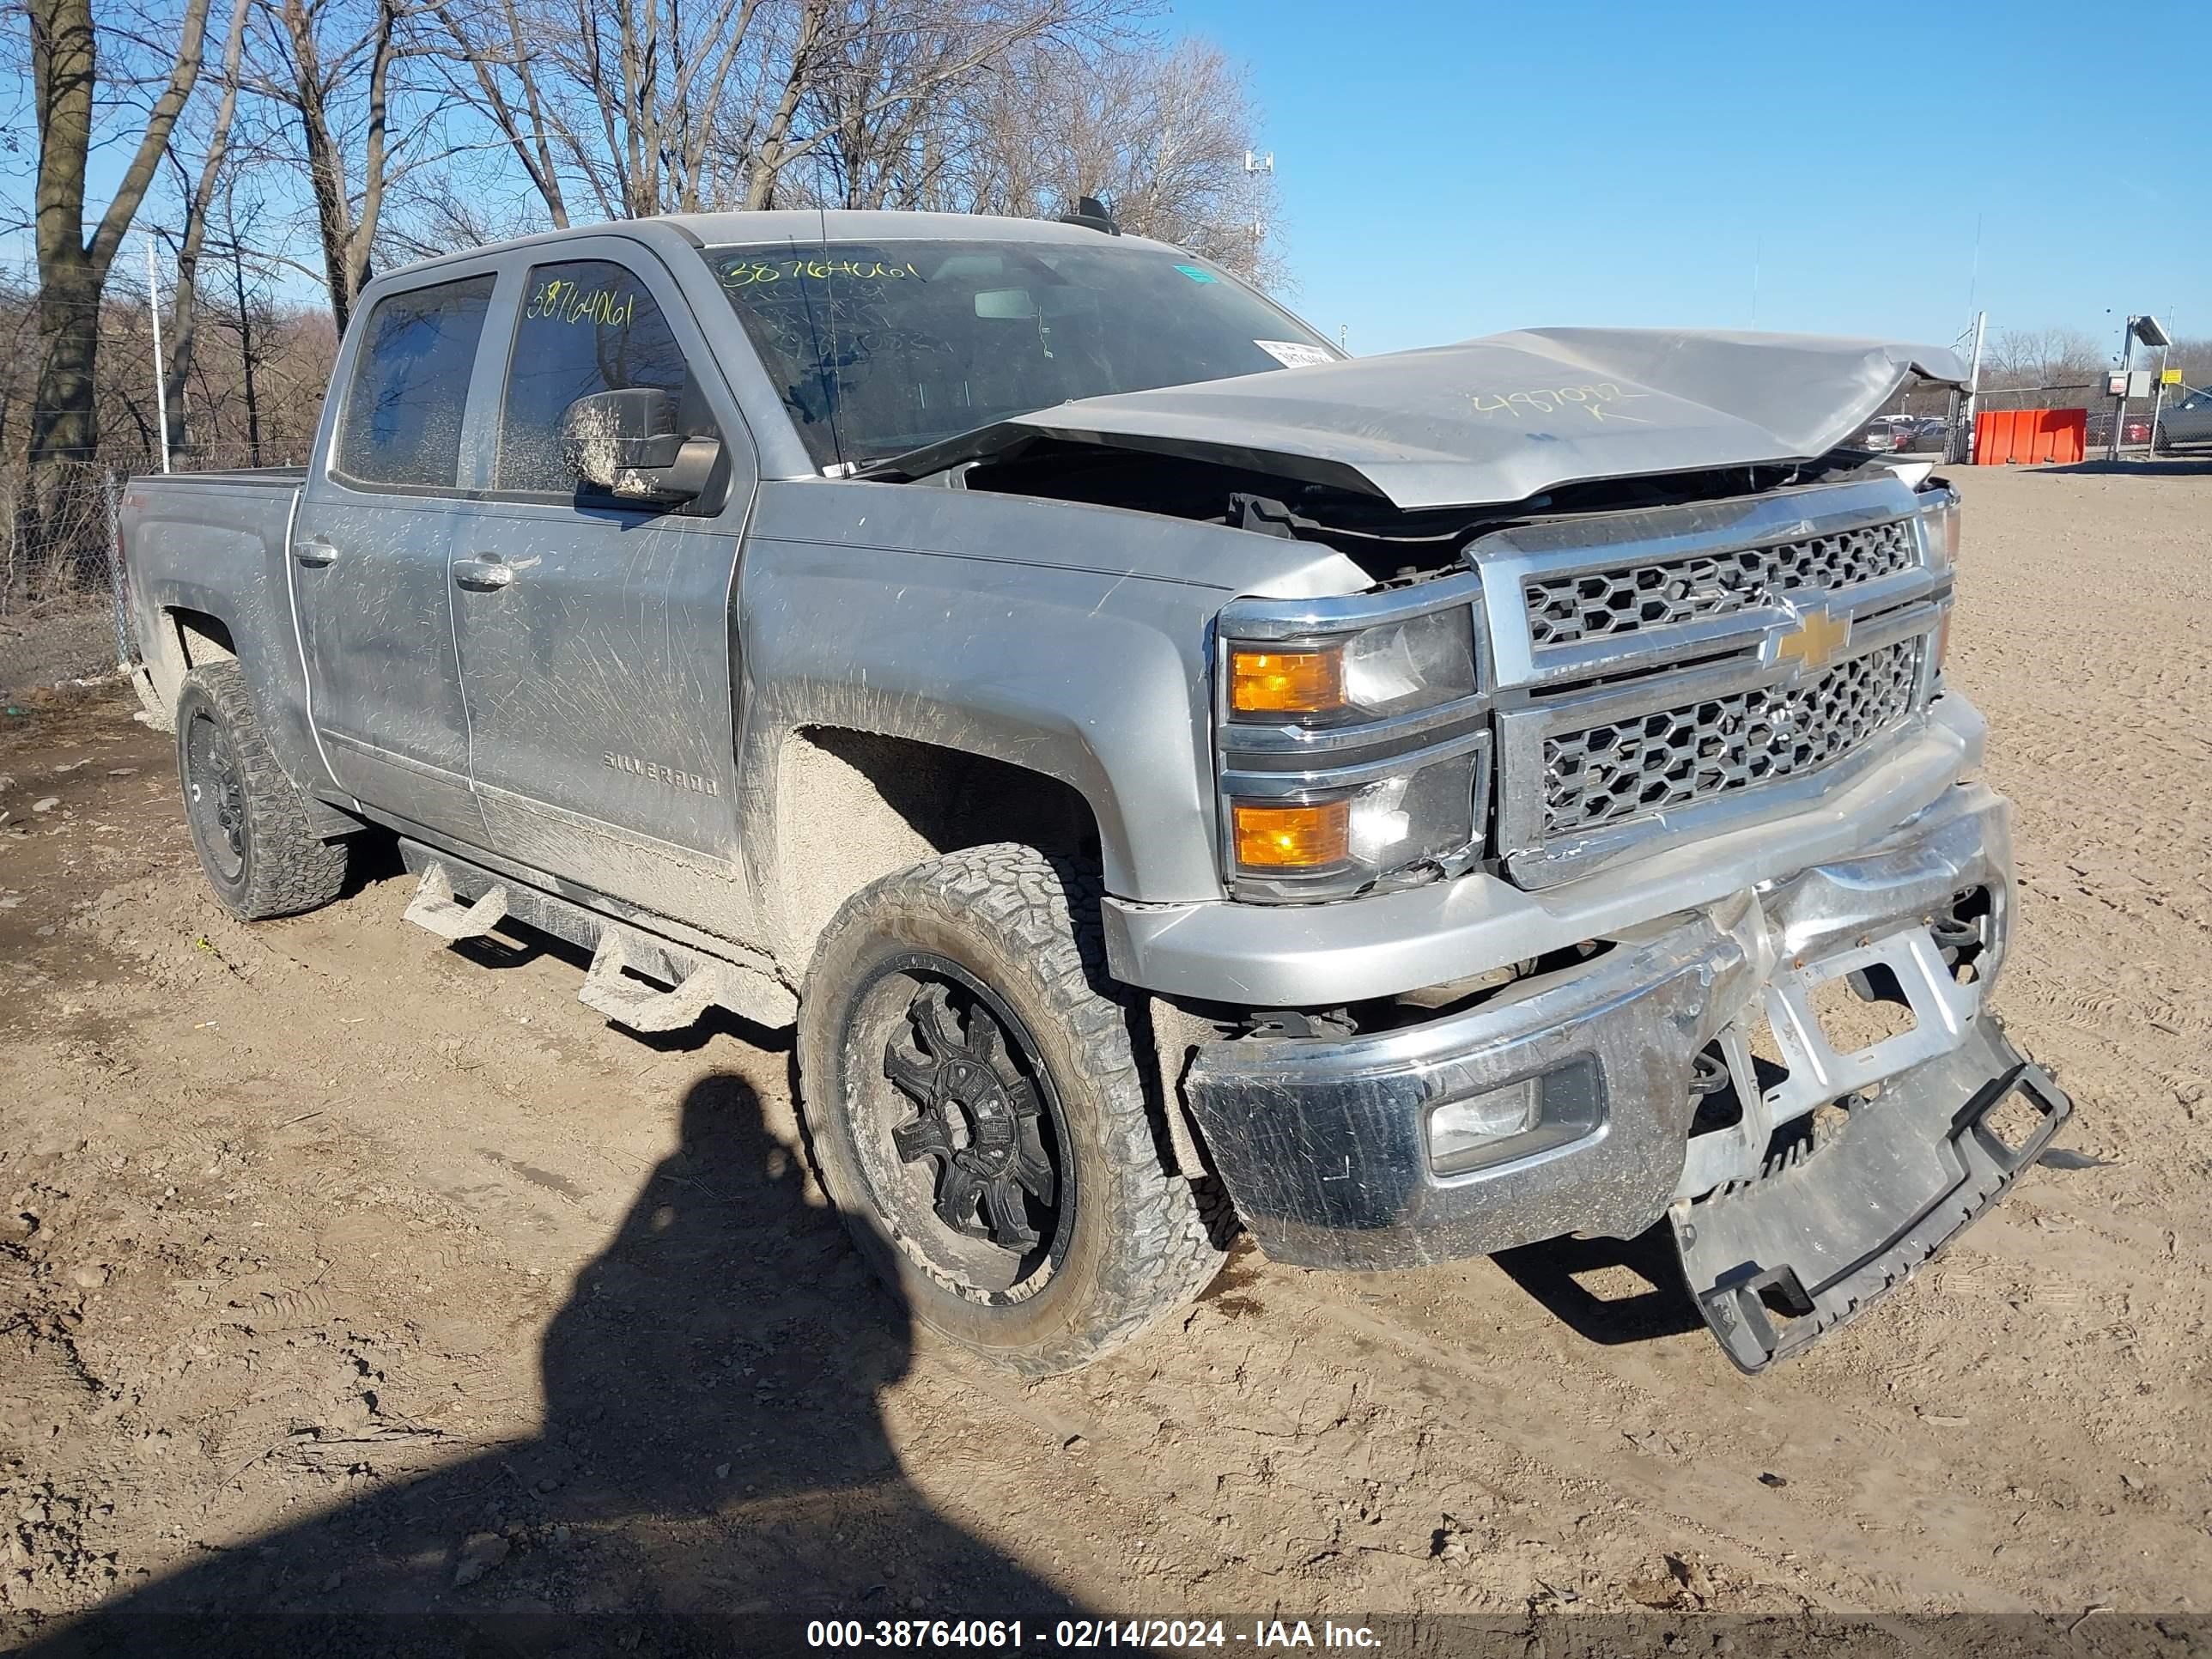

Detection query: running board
xmin=584 ymin=928 xmax=756 ymax=1035
xmin=392 ymin=840 xmax=797 ymax=1035
xmin=403 ymin=861 xmax=510 ymax=941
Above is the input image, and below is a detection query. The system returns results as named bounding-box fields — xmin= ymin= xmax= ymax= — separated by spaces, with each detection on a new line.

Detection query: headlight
xmin=1226 ymin=609 xmax=1477 ymax=725
xmin=1224 ymin=746 xmax=1483 ymax=893
xmin=1215 ymin=579 xmax=1491 ymax=902
xmin=1917 ymin=489 xmax=1960 ymax=679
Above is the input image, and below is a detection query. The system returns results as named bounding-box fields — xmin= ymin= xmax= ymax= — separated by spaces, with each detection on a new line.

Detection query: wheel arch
xmin=763 ymin=724 xmax=1101 ymax=971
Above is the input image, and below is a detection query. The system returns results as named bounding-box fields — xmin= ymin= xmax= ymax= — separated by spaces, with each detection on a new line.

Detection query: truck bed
xmin=120 ymin=467 xmax=313 ymax=763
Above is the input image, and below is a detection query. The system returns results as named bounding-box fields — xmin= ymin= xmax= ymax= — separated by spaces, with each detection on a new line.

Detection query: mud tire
xmin=175 ymin=663 xmax=349 ymax=920
xmin=798 ymin=843 xmax=1222 ymax=1376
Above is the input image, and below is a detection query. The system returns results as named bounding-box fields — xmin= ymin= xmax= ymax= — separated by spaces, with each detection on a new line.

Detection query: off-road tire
xmin=798 ymin=843 xmax=1223 ymax=1375
xmin=175 ymin=663 xmax=349 ymax=920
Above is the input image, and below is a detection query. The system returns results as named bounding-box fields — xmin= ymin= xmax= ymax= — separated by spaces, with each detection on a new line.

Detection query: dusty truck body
xmin=117 ymin=210 xmax=2068 ymax=1375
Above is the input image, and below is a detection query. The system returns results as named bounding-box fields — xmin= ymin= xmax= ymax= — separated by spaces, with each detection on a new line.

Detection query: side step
xmin=403 ymin=862 xmax=510 ymax=941
xmin=579 ymin=928 xmax=751 ymax=1035
xmin=395 ymin=842 xmax=796 ymax=1035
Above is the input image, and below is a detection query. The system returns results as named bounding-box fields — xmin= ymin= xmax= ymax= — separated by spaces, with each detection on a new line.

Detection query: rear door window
xmin=494 ymin=258 xmax=712 ymax=496
xmin=333 ymin=275 xmax=495 ymax=488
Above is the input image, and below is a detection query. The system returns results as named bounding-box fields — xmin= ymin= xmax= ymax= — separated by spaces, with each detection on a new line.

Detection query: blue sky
xmin=10 ymin=0 xmax=2202 ymax=363
xmin=1175 ymin=0 xmax=2209 ymax=356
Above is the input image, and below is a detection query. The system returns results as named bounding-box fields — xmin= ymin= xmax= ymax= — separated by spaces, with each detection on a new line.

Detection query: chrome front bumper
xmin=1179 ymin=781 xmax=2027 ymax=1272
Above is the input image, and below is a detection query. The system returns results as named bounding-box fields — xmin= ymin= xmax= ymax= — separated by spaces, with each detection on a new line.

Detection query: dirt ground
xmin=1 ymin=463 xmax=2208 ymax=1651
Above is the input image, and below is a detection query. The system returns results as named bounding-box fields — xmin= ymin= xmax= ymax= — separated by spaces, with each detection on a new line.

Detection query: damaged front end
xmin=878 ymin=319 xmax=2061 ymax=1370
xmin=1045 ymin=337 xmax=2064 ymax=1371
xmin=1176 ymin=787 xmax=2070 ymax=1371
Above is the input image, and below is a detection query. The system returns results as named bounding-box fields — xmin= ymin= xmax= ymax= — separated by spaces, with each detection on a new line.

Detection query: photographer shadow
xmin=31 ymin=1070 xmax=1063 ymax=1656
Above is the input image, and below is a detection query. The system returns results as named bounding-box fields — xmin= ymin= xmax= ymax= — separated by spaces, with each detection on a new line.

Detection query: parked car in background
xmin=1911 ymin=416 xmax=1949 ymax=450
xmin=2155 ymin=386 xmax=2212 ymax=452
xmin=2084 ymin=411 xmax=2157 ymax=449
xmin=1850 ymin=416 xmax=1913 ymax=453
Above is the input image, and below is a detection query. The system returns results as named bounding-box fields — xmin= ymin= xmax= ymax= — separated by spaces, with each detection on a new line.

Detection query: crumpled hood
xmin=882 ymin=327 xmax=1966 ymax=512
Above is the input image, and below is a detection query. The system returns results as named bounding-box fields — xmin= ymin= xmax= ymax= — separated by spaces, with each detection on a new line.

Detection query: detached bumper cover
xmin=1674 ymin=1016 xmax=2069 ymax=1371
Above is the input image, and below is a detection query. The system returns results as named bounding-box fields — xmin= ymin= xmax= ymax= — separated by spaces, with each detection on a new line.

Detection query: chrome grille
xmin=1541 ymin=638 xmax=1923 ymax=838
xmin=1525 ymin=518 xmax=1920 ymax=648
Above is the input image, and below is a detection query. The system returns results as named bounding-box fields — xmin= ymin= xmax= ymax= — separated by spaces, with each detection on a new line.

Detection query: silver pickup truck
xmin=118 ymin=209 xmax=2069 ymax=1376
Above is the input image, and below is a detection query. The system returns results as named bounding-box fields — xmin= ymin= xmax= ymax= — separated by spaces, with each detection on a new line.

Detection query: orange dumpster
xmin=1973 ymin=407 xmax=2086 ymax=465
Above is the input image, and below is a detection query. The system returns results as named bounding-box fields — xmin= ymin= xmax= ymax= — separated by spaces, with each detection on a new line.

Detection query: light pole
xmin=1243 ymin=150 xmax=1273 ymax=271
xmin=145 ymin=229 xmax=172 ymax=474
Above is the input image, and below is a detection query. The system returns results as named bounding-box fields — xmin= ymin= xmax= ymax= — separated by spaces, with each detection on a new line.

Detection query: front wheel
xmin=798 ymin=845 xmax=1222 ymax=1376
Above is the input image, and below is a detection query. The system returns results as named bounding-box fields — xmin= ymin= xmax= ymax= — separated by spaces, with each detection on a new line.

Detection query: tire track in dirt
xmin=3 ymin=467 xmax=2209 ymax=1628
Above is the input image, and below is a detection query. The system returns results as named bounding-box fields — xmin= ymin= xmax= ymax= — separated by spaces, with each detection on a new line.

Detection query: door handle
xmin=293 ymin=537 xmax=338 ymax=568
xmin=452 ymin=556 xmax=514 ymax=592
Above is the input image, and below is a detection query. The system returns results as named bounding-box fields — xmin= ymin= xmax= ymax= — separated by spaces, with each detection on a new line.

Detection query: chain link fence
xmin=1866 ymin=379 xmax=2190 ymax=466
xmin=1 ymin=462 xmax=135 ymax=704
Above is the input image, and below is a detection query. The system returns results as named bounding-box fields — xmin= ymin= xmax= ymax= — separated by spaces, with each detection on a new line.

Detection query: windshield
xmin=702 ymin=239 xmax=1340 ymax=468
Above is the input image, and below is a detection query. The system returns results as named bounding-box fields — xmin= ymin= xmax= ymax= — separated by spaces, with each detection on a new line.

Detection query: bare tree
xmin=922 ymin=32 xmax=1281 ymax=282
xmin=256 ymin=0 xmax=461 ymax=333
xmin=552 ymin=0 xmax=775 ymax=219
xmin=426 ymin=0 xmax=1132 ymax=231
xmin=155 ymin=0 xmax=252 ymax=456
xmin=739 ymin=0 xmax=1109 ymax=211
xmin=428 ymin=0 xmax=572 ymax=226
xmin=22 ymin=0 xmax=213 ymax=507
xmin=1985 ymin=326 xmax=2103 ymax=390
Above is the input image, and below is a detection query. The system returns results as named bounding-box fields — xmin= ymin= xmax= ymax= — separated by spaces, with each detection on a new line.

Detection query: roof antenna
xmin=1059 ymin=194 xmax=1120 ymax=236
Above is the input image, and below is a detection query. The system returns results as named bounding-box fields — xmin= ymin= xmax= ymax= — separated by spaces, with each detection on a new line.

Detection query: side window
xmin=495 ymin=258 xmax=710 ymax=495
xmin=334 ymin=275 xmax=495 ymax=488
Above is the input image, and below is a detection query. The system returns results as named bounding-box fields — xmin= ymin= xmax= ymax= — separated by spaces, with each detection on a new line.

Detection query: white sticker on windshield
xmin=1255 ymin=339 xmax=1336 ymax=369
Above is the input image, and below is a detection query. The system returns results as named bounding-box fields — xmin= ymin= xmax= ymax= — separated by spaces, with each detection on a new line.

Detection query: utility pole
xmin=145 ymin=230 xmax=172 ymax=473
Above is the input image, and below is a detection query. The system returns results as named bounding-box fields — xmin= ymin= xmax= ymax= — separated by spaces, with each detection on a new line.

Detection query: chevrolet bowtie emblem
xmin=1772 ymin=604 xmax=1850 ymax=673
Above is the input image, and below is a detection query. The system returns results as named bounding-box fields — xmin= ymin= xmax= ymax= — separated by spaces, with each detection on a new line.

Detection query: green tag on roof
xmin=1175 ymin=264 xmax=1218 ymax=283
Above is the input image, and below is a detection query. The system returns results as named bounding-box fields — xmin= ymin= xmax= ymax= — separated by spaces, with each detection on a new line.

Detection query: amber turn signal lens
xmin=1230 ymin=647 xmax=1344 ymax=715
xmin=1232 ymin=799 xmax=1351 ymax=870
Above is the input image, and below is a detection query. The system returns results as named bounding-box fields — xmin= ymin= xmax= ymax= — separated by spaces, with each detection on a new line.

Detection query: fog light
xmin=1426 ymin=1056 xmax=1604 ymax=1176
xmin=1428 ymin=1080 xmax=1540 ymax=1166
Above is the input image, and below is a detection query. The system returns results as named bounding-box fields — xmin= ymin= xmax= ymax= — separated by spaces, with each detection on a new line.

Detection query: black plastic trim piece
xmin=1672 ymin=1014 xmax=2070 ymax=1373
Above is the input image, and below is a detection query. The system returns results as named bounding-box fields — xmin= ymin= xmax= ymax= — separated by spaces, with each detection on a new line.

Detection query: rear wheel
xmin=798 ymin=844 xmax=1221 ymax=1375
xmin=175 ymin=663 xmax=349 ymax=919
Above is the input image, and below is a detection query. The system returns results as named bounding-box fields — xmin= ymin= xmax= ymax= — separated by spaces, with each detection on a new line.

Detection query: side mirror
xmin=557 ymin=387 xmax=720 ymax=505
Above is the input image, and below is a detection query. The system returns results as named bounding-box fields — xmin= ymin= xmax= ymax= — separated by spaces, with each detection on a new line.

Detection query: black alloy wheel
xmin=854 ymin=958 xmax=1073 ymax=1302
